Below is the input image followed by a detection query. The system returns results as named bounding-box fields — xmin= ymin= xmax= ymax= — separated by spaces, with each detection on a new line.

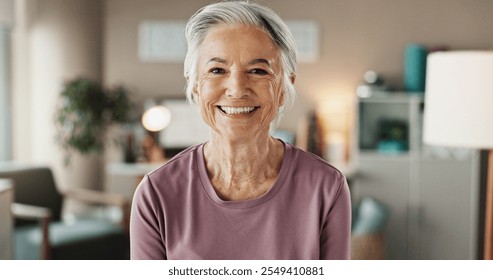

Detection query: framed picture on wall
xmin=286 ymin=20 xmax=320 ymax=63
xmin=138 ymin=21 xmax=187 ymax=63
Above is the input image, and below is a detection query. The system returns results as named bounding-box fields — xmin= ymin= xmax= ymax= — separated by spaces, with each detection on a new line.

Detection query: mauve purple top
xmin=130 ymin=142 xmax=351 ymax=260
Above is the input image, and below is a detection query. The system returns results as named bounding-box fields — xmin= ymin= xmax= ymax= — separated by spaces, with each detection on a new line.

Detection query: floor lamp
xmin=423 ymin=51 xmax=493 ymax=259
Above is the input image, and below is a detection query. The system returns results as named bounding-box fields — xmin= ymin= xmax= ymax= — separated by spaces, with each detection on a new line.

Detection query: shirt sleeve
xmin=130 ymin=175 xmax=167 ymax=260
xmin=320 ymin=177 xmax=352 ymax=260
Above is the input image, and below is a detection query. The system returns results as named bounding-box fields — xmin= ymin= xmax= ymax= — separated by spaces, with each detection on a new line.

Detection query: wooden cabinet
xmin=351 ymin=92 xmax=480 ymax=259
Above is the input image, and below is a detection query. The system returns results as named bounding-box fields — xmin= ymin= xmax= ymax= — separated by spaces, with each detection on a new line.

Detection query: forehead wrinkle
xmin=205 ymin=57 xmax=274 ymax=68
xmin=207 ymin=57 xmax=227 ymax=64
xmin=248 ymin=58 xmax=271 ymax=67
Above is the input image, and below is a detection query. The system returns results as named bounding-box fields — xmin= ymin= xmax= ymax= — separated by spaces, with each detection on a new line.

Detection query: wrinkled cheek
xmin=199 ymin=79 xmax=224 ymax=94
xmin=260 ymin=105 xmax=277 ymax=127
xmin=198 ymin=99 xmax=216 ymax=128
xmin=259 ymin=84 xmax=282 ymax=126
xmin=196 ymin=81 xmax=219 ymax=127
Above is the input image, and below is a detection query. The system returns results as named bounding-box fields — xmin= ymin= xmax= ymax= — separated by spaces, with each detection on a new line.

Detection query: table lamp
xmin=423 ymin=51 xmax=493 ymax=259
xmin=141 ymin=104 xmax=171 ymax=133
xmin=141 ymin=103 xmax=171 ymax=162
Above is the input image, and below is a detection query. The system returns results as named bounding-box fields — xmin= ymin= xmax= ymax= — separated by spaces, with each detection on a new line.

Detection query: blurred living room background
xmin=1 ymin=0 xmax=493 ymax=260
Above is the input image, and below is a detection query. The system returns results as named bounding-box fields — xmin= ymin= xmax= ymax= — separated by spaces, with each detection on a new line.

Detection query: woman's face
xmin=194 ymin=24 xmax=285 ymax=142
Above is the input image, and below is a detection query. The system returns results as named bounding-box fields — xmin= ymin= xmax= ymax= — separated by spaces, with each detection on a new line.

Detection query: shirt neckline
xmin=196 ymin=140 xmax=293 ymax=209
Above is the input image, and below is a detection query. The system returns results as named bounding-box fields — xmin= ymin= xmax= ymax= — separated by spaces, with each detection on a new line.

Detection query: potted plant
xmin=54 ymin=78 xmax=133 ymax=164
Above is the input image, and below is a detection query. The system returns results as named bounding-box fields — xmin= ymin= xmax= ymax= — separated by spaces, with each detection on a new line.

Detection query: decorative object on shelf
xmin=54 ymin=78 xmax=133 ymax=165
xmin=356 ymin=70 xmax=392 ymax=98
xmin=423 ymin=51 xmax=493 ymax=259
xmin=306 ymin=111 xmax=325 ymax=158
xmin=377 ymin=119 xmax=408 ymax=154
xmin=404 ymin=43 xmax=428 ymax=93
xmin=123 ymin=133 xmax=137 ymax=163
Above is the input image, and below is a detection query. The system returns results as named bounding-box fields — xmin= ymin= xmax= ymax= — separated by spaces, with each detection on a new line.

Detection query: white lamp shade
xmin=423 ymin=51 xmax=493 ymax=148
xmin=141 ymin=105 xmax=171 ymax=132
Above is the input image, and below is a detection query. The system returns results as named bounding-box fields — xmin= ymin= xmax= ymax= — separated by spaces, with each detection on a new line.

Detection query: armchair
xmin=0 ymin=165 xmax=130 ymax=259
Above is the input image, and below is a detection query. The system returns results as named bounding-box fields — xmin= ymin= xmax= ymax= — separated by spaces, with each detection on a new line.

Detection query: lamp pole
xmin=485 ymin=151 xmax=493 ymax=259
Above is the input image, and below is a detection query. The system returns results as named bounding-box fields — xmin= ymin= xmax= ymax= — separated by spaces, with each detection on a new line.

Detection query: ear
xmin=186 ymin=74 xmax=199 ymax=99
xmin=279 ymin=74 xmax=296 ymax=106
xmin=289 ymin=74 xmax=296 ymax=84
xmin=191 ymin=84 xmax=201 ymax=104
xmin=192 ymin=83 xmax=198 ymax=96
xmin=278 ymin=92 xmax=285 ymax=107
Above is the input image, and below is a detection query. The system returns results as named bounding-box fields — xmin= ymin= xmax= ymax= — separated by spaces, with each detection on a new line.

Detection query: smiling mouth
xmin=218 ymin=106 xmax=259 ymax=115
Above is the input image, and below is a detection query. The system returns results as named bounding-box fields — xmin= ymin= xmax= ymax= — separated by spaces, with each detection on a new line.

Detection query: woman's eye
xmin=250 ymin=68 xmax=268 ymax=75
xmin=210 ymin=68 xmax=225 ymax=74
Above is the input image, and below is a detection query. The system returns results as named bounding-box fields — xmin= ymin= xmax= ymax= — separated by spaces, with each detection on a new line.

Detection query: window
xmin=0 ymin=25 xmax=11 ymax=160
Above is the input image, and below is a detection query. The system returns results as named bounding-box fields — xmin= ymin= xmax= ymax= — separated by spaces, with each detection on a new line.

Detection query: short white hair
xmin=184 ymin=0 xmax=297 ymax=131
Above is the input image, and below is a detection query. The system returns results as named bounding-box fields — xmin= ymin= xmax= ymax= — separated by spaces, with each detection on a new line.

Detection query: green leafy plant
xmin=55 ymin=78 xmax=133 ymax=164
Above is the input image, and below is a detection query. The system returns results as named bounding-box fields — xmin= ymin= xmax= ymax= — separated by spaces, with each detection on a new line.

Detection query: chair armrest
xmin=62 ymin=188 xmax=131 ymax=232
xmin=11 ymin=203 xmax=52 ymax=259
xmin=11 ymin=203 xmax=51 ymax=220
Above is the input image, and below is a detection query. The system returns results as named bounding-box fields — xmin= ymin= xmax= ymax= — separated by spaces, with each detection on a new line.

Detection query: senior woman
xmin=130 ymin=0 xmax=351 ymax=260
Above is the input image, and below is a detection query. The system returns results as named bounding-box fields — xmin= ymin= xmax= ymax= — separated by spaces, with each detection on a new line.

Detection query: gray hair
xmin=184 ymin=0 xmax=297 ymax=131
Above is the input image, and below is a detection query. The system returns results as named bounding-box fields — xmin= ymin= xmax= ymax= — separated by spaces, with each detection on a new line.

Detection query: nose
xmin=225 ymin=71 xmax=250 ymax=98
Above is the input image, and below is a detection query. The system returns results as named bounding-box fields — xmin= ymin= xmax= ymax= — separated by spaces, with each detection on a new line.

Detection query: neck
xmin=203 ymin=132 xmax=284 ymax=200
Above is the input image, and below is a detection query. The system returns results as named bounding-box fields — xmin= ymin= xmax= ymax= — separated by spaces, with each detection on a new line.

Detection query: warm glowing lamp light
xmin=141 ymin=105 xmax=171 ymax=132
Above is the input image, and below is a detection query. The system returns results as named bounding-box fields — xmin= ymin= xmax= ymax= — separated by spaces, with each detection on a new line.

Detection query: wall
xmin=0 ymin=27 xmax=11 ymax=160
xmin=11 ymin=0 xmax=493 ymax=171
xmin=0 ymin=0 xmax=14 ymax=26
xmin=0 ymin=0 xmax=14 ymax=161
xmin=12 ymin=0 xmax=104 ymax=198
xmin=103 ymin=0 xmax=493 ymax=159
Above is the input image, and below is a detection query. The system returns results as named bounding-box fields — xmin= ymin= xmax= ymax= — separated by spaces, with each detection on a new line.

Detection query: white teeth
xmin=220 ymin=106 xmax=256 ymax=115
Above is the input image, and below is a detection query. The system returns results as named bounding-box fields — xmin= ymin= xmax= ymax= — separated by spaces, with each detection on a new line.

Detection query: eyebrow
xmin=206 ymin=57 xmax=271 ymax=67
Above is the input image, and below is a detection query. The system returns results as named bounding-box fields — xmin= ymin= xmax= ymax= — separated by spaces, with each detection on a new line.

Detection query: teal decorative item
xmin=377 ymin=140 xmax=406 ymax=154
xmin=404 ymin=44 xmax=428 ymax=93
xmin=352 ymin=197 xmax=390 ymax=235
xmin=376 ymin=119 xmax=408 ymax=153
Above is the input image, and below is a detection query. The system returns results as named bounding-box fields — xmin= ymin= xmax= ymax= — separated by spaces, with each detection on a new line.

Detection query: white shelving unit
xmin=351 ymin=92 xmax=480 ymax=259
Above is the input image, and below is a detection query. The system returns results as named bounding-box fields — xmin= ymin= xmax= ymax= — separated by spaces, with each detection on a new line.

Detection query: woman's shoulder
xmin=132 ymin=143 xmax=204 ymax=208
xmin=148 ymin=144 xmax=201 ymax=175
xmin=283 ymin=143 xmax=349 ymax=205
xmin=136 ymin=144 xmax=203 ymax=193
xmin=286 ymin=143 xmax=346 ymax=183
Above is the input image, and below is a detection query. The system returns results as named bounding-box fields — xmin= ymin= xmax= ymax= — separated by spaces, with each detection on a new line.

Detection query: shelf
xmin=357 ymin=92 xmax=424 ymax=154
xmin=358 ymin=92 xmax=424 ymax=103
xmin=359 ymin=151 xmax=411 ymax=161
xmin=353 ymin=90 xmax=479 ymax=260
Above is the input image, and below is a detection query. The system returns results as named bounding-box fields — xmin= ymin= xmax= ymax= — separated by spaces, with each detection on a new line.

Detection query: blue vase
xmin=404 ymin=44 xmax=427 ymax=93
